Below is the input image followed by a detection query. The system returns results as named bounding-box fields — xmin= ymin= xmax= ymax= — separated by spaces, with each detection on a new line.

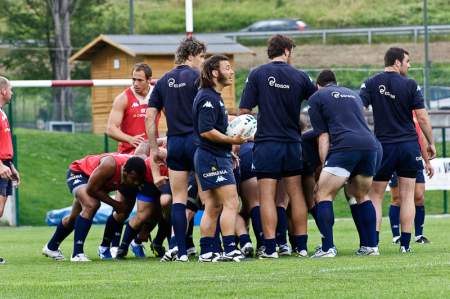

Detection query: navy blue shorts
xmin=375 ymin=140 xmax=383 ymax=172
xmin=137 ymin=182 xmax=161 ymax=203
xmin=0 ymin=160 xmax=13 ymax=197
xmin=0 ymin=178 xmax=12 ymax=197
xmin=389 ymin=170 xmax=425 ymax=188
xmin=167 ymin=133 xmax=197 ymax=171
xmin=301 ymin=141 xmax=320 ymax=177
xmin=253 ymin=142 xmax=303 ymax=180
xmin=374 ymin=141 xmax=423 ymax=181
xmin=187 ymin=174 xmax=198 ymax=199
xmin=159 ymin=182 xmax=172 ymax=195
xmin=66 ymin=169 xmax=89 ymax=196
xmin=194 ymin=148 xmax=236 ymax=191
xmin=323 ymin=150 xmax=378 ymax=177
xmin=239 ymin=142 xmax=256 ymax=182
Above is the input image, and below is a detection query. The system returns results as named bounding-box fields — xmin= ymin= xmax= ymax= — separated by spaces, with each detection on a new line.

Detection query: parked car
xmin=240 ymin=18 xmax=308 ymax=32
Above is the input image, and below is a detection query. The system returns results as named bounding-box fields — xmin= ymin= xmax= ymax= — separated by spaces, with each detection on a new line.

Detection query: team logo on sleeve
xmin=268 ymin=76 xmax=290 ymax=89
xmin=167 ymin=78 xmax=186 ymax=88
xmin=202 ymin=101 xmax=214 ymax=108
xmin=360 ymin=83 xmax=366 ymax=89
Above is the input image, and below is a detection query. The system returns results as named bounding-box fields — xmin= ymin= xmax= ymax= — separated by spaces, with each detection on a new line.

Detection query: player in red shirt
xmin=106 ymin=63 xmax=160 ymax=154
xmin=42 ymin=154 xmax=147 ymax=262
xmin=0 ymin=76 xmax=19 ymax=265
xmin=103 ymin=63 xmax=163 ymax=258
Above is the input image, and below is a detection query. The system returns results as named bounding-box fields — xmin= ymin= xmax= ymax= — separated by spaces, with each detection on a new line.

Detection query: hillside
xmin=111 ymin=0 xmax=449 ymax=34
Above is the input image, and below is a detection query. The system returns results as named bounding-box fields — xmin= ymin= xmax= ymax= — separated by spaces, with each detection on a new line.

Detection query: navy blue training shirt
xmin=239 ymin=61 xmax=317 ymax=143
xmin=359 ymin=71 xmax=424 ymax=144
xmin=308 ymin=85 xmax=378 ymax=152
xmin=149 ymin=65 xmax=199 ymax=136
xmin=193 ymin=87 xmax=231 ymax=157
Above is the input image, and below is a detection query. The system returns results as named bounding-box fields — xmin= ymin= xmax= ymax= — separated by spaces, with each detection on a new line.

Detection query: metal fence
xmin=226 ymin=24 xmax=450 ymax=45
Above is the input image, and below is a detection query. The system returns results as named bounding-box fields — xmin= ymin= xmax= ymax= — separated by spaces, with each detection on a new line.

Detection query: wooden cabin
xmin=69 ymin=34 xmax=253 ymax=134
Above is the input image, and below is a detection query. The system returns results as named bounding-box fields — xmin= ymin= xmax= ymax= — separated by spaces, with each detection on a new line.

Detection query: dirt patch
xmin=235 ymin=41 xmax=450 ymax=69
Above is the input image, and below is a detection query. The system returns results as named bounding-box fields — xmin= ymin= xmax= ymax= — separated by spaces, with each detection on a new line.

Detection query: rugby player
xmin=101 ymin=63 xmax=158 ymax=258
xmin=146 ymin=38 xmax=206 ymax=261
xmin=389 ymin=116 xmax=434 ymax=244
xmin=360 ymin=47 xmax=436 ymax=253
xmin=193 ymin=55 xmax=247 ymax=262
xmin=43 ymin=154 xmax=147 ymax=262
xmin=240 ymin=35 xmax=316 ymax=258
xmin=309 ymin=70 xmax=379 ymax=258
xmin=0 ymin=76 xmax=20 ymax=265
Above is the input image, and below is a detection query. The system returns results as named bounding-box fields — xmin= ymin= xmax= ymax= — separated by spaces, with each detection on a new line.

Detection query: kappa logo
xmin=76 ymin=240 xmax=83 ymax=245
xmin=73 ymin=179 xmax=82 ymax=185
xmin=251 ymin=163 xmax=255 ymax=170
xmin=416 ymin=156 xmax=423 ymax=161
xmin=379 ymin=85 xmax=396 ymax=99
xmin=131 ymin=102 xmax=140 ymax=108
xmin=268 ymin=76 xmax=290 ymax=89
xmin=216 ymin=175 xmax=227 ymax=183
xmin=360 ymin=83 xmax=366 ymax=89
xmin=168 ymin=78 xmax=186 ymax=88
xmin=219 ymin=101 xmax=224 ymax=107
xmin=203 ymin=101 xmax=214 ymax=108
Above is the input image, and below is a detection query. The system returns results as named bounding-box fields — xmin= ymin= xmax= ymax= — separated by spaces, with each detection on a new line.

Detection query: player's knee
xmin=414 ymin=194 xmax=424 ymax=205
xmin=82 ymin=200 xmax=100 ymax=215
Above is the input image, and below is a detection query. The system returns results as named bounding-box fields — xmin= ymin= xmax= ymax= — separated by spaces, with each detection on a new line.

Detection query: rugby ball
xmin=226 ymin=114 xmax=257 ymax=138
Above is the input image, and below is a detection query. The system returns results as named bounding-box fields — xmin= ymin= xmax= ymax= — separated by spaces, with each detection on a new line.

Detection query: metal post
xmin=8 ymin=93 xmax=19 ymax=225
xmin=414 ymin=28 xmax=418 ymax=43
xmin=104 ymin=133 xmax=109 ymax=153
xmin=368 ymin=30 xmax=372 ymax=45
xmin=424 ymin=0 xmax=431 ymax=108
xmin=322 ymin=32 xmax=326 ymax=45
xmin=129 ymin=0 xmax=134 ymax=35
xmin=443 ymin=128 xmax=448 ymax=214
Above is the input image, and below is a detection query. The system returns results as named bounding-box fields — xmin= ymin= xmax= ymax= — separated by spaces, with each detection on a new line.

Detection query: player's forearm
xmin=145 ymin=109 xmax=159 ymax=152
xmin=318 ymin=133 xmax=330 ymax=165
xmin=239 ymin=108 xmax=252 ymax=115
xmin=201 ymin=129 xmax=234 ymax=145
xmin=415 ymin=109 xmax=434 ymax=145
xmin=106 ymin=125 xmax=132 ymax=143
xmin=89 ymin=188 xmax=116 ymax=207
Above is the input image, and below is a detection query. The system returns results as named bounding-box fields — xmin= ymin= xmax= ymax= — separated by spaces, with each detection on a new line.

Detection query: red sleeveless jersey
xmin=69 ymin=153 xmax=132 ymax=191
xmin=0 ymin=108 xmax=13 ymax=160
xmin=118 ymin=87 xmax=161 ymax=154
xmin=144 ymin=158 xmax=168 ymax=184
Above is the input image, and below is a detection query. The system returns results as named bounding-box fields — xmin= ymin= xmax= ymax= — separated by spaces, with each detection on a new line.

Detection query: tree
xmin=0 ymin=0 xmax=119 ymax=121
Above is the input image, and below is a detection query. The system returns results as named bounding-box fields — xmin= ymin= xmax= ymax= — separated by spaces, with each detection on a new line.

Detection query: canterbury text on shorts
xmin=194 ymin=148 xmax=236 ymax=191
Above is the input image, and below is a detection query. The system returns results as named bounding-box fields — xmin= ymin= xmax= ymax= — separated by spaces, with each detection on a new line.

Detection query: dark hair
xmin=199 ymin=55 xmax=229 ymax=88
xmin=316 ymin=69 xmax=337 ymax=87
xmin=124 ymin=156 xmax=146 ymax=178
xmin=267 ymin=34 xmax=296 ymax=59
xmin=175 ymin=38 xmax=207 ymax=64
xmin=384 ymin=47 xmax=409 ymax=67
xmin=132 ymin=63 xmax=152 ymax=79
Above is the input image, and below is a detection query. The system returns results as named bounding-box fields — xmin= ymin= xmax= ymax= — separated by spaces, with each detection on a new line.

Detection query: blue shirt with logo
xmin=193 ymin=87 xmax=231 ymax=157
xmin=239 ymin=61 xmax=317 ymax=143
xmin=308 ymin=85 xmax=378 ymax=152
xmin=359 ymin=71 xmax=424 ymax=144
xmin=148 ymin=65 xmax=199 ymax=136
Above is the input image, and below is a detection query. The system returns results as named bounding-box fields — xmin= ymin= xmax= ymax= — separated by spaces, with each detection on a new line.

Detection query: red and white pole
xmin=185 ymin=0 xmax=193 ymax=38
xmin=10 ymin=79 xmax=157 ymax=88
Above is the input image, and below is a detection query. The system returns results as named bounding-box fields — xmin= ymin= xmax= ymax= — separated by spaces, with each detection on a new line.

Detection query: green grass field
xmin=0 ymin=217 xmax=449 ymax=298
